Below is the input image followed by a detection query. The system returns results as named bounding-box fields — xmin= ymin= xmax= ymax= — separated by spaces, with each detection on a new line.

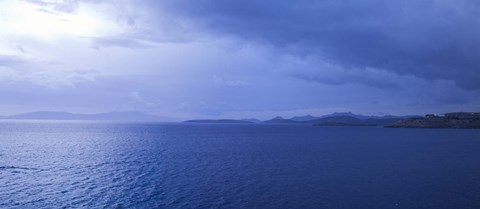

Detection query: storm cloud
xmin=1 ymin=0 xmax=479 ymax=119
xmin=142 ymin=0 xmax=480 ymax=89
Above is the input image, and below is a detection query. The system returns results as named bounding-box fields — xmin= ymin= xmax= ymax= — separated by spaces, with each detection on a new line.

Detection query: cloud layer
xmin=0 ymin=0 xmax=479 ymax=119
xmin=144 ymin=0 xmax=480 ymax=89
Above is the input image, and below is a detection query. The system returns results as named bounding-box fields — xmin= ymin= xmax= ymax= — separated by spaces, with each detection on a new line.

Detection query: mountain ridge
xmin=0 ymin=111 xmax=163 ymax=121
xmin=1 ymin=111 xmax=419 ymax=125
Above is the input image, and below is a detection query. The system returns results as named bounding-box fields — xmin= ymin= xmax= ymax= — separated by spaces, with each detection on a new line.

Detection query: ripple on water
xmin=1 ymin=123 xmax=480 ymax=208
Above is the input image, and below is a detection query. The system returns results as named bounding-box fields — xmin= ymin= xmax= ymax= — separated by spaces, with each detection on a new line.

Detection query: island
xmin=386 ymin=112 xmax=480 ymax=129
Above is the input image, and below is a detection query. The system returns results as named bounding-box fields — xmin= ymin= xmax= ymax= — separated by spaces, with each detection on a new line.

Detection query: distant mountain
xmin=262 ymin=114 xmax=408 ymax=126
xmin=318 ymin=112 xmax=417 ymax=120
xmin=319 ymin=112 xmax=371 ymax=119
xmin=241 ymin=118 xmax=262 ymax=123
xmin=184 ymin=119 xmax=253 ymax=124
xmin=263 ymin=116 xmax=298 ymax=124
xmin=287 ymin=112 xmax=416 ymax=122
xmin=386 ymin=112 xmax=480 ymax=129
xmin=85 ymin=112 xmax=162 ymax=121
xmin=290 ymin=115 xmax=319 ymax=121
xmin=8 ymin=111 xmax=79 ymax=120
xmin=320 ymin=112 xmax=416 ymax=119
xmin=309 ymin=116 xmax=402 ymax=126
xmin=1 ymin=111 xmax=163 ymax=121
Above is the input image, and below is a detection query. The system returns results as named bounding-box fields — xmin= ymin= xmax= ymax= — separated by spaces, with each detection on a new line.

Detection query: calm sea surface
xmin=1 ymin=121 xmax=480 ymax=209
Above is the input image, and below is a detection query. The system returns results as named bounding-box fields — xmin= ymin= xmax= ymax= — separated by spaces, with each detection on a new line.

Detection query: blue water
xmin=1 ymin=121 xmax=480 ymax=208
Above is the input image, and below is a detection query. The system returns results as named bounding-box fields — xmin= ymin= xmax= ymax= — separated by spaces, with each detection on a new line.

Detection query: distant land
xmin=290 ymin=112 xmax=416 ymax=121
xmin=185 ymin=112 xmax=480 ymax=128
xmin=184 ymin=119 xmax=253 ymax=124
xmin=3 ymin=111 xmax=479 ymax=128
xmin=184 ymin=112 xmax=417 ymax=126
xmin=0 ymin=111 xmax=417 ymax=123
xmin=262 ymin=115 xmax=407 ymax=126
xmin=387 ymin=112 xmax=480 ymax=129
xmin=0 ymin=111 xmax=163 ymax=121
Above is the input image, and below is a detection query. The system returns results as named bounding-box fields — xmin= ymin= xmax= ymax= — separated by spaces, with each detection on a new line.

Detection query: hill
xmin=1 ymin=111 xmax=163 ymax=121
xmin=386 ymin=112 xmax=480 ymax=129
xmin=263 ymin=117 xmax=298 ymax=124
xmin=309 ymin=116 xmax=401 ymax=126
xmin=184 ymin=119 xmax=253 ymax=124
xmin=263 ymin=114 xmax=405 ymax=126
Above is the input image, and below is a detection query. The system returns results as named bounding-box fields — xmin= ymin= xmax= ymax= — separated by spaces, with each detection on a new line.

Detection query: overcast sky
xmin=1 ymin=0 xmax=479 ymax=120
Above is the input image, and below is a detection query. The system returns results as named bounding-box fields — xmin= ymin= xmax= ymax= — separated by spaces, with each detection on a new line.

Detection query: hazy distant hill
xmin=309 ymin=116 xmax=402 ymax=126
xmin=319 ymin=112 xmax=371 ymax=119
xmin=263 ymin=114 xmax=408 ymax=126
xmin=290 ymin=115 xmax=319 ymax=121
xmin=241 ymin=118 xmax=262 ymax=123
xmin=288 ymin=112 xmax=415 ymax=122
xmin=263 ymin=117 xmax=298 ymax=124
xmin=7 ymin=111 xmax=80 ymax=120
xmin=184 ymin=119 xmax=253 ymax=124
xmin=0 ymin=111 xmax=415 ymax=124
xmin=1 ymin=111 xmax=163 ymax=121
xmin=317 ymin=112 xmax=416 ymax=120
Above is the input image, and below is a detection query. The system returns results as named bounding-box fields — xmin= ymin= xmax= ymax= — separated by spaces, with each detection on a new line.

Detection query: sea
xmin=1 ymin=121 xmax=480 ymax=209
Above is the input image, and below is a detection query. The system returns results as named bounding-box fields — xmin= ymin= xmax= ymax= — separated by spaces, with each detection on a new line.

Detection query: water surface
xmin=1 ymin=121 xmax=480 ymax=208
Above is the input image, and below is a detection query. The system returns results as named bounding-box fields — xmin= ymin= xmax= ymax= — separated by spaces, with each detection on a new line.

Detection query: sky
xmin=0 ymin=0 xmax=479 ymax=120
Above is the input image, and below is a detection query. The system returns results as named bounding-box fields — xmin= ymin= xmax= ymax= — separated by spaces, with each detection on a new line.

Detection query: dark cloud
xmin=16 ymin=45 xmax=26 ymax=54
xmin=145 ymin=0 xmax=480 ymax=89
xmin=290 ymin=71 xmax=400 ymax=89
